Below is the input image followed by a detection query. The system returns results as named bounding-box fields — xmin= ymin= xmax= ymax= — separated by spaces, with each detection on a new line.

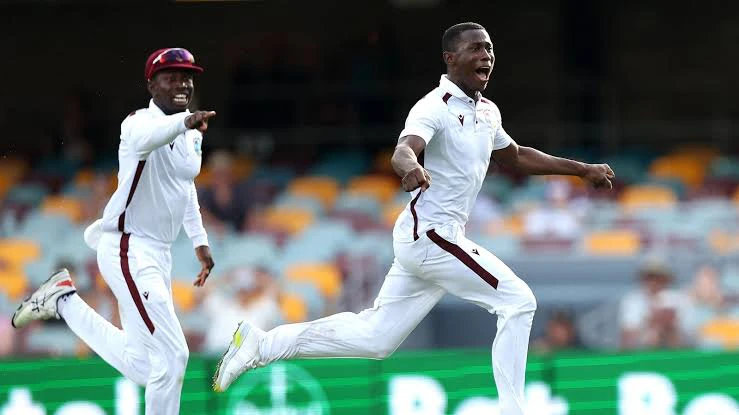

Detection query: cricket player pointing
xmin=12 ymin=47 xmax=216 ymax=415
xmin=215 ymin=23 xmax=614 ymax=415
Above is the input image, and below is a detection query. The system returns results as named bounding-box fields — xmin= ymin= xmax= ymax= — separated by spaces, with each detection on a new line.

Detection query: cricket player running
xmin=214 ymin=23 xmax=614 ymax=415
xmin=12 ymin=48 xmax=216 ymax=415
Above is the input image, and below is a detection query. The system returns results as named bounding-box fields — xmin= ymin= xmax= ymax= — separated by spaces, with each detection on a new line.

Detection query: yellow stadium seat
xmin=280 ymin=293 xmax=307 ymax=323
xmin=733 ymin=186 xmax=739 ymax=206
xmin=285 ymin=263 xmax=342 ymax=299
xmin=261 ymin=207 xmax=314 ymax=235
xmin=503 ymin=213 xmax=524 ymax=236
xmin=288 ymin=177 xmax=340 ymax=210
xmin=0 ymin=158 xmax=28 ymax=182
xmin=0 ymin=271 xmax=28 ymax=300
xmin=42 ymin=196 xmax=82 ymax=223
xmin=585 ymin=230 xmax=641 ymax=255
xmin=383 ymin=203 xmax=406 ymax=228
xmin=701 ymin=318 xmax=739 ymax=349
xmin=0 ymin=239 xmax=41 ymax=267
xmin=171 ymin=280 xmax=196 ymax=311
xmin=619 ymin=185 xmax=677 ymax=210
xmin=649 ymin=156 xmax=706 ymax=189
xmin=348 ymin=175 xmax=399 ymax=204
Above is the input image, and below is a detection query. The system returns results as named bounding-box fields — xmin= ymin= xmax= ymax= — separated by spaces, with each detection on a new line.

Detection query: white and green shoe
xmin=213 ymin=321 xmax=265 ymax=392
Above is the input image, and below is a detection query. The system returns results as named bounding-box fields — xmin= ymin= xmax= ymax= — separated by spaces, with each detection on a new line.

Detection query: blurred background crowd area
xmin=0 ymin=0 xmax=737 ymax=357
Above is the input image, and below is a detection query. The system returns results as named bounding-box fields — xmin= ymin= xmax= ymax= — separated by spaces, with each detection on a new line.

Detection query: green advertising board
xmin=1 ymin=349 xmax=737 ymax=414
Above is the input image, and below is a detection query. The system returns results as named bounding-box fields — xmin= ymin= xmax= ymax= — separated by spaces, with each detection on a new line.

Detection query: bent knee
xmin=511 ymin=283 xmax=537 ymax=313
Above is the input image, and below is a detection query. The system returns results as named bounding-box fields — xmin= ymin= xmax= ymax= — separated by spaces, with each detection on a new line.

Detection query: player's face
xmin=449 ymin=29 xmax=494 ymax=93
xmin=148 ymin=70 xmax=195 ymax=114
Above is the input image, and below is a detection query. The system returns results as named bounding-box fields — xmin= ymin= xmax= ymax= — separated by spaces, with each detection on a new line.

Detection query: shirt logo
xmin=458 ymin=114 xmax=464 ymax=125
xmin=143 ymin=291 xmax=149 ymax=300
xmin=169 ymin=141 xmax=175 ymax=150
xmin=472 ymin=248 xmax=479 ymax=255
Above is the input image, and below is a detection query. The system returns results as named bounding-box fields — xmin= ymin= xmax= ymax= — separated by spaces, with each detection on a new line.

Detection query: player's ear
xmin=146 ymin=79 xmax=155 ymax=95
xmin=443 ymin=51 xmax=455 ymax=66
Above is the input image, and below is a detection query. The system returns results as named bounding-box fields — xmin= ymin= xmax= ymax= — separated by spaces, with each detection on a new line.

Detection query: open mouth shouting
xmin=475 ymin=65 xmax=491 ymax=83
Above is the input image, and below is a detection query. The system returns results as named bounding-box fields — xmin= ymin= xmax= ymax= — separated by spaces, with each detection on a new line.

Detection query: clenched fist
xmin=185 ymin=110 xmax=216 ymax=133
xmin=581 ymin=163 xmax=615 ymax=189
xmin=401 ymin=165 xmax=432 ymax=192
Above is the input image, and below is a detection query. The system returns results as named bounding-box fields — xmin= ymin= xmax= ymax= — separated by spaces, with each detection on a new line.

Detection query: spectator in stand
xmin=200 ymin=267 xmax=281 ymax=353
xmin=0 ymin=316 xmax=15 ymax=356
xmin=620 ymin=259 xmax=693 ymax=349
xmin=199 ymin=151 xmax=251 ymax=233
xmin=685 ymin=263 xmax=728 ymax=347
xmin=532 ymin=310 xmax=583 ymax=354
xmin=524 ymin=179 xmax=583 ymax=239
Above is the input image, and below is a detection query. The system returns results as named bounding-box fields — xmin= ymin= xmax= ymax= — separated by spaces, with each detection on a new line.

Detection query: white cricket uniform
xmin=58 ymin=100 xmax=208 ymax=415
xmin=259 ymin=76 xmax=537 ymax=415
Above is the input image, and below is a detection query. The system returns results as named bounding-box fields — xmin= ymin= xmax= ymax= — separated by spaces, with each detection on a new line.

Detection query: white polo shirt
xmin=98 ymin=100 xmax=208 ymax=248
xmin=393 ymin=75 xmax=514 ymax=242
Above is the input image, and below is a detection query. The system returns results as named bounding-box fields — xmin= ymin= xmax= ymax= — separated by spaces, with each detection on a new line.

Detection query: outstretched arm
xmin=492 ymin=142 xmax=615 ymax=189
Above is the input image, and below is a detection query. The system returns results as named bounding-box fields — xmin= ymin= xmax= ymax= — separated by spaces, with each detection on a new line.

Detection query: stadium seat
xmin=285 ymin=263 xmax=342 ymax=298
xmin=649 ymin=155 xmax=706 ymax=189
xmin=373 ymin=149 xmax=394 ymax=174
xmin=41 ymin=196 xmax=83 ymax=223
xmin=260 ymin=206 xmax=315 ymax=235
xmin=279 ymin=292 xmax=308 ymax=323
xmin=333 ymin=193 xmax=383 ymax=219
xmin=709 ymin=156 xmax=739 ymax=180
xmin=347 ymin=175 xmax=398 ymax=204
xmin=619 ymin=185 xmax=677 ymax=210
xmin=4 ymin=184 xmax=48 ymax=208
xmin=0 ymin=239 xmax=41 ymax=268
xmin=287 ymin=176 xmax=339 ymax=210
xmin=382 ymin=202 xmax=406 ymax=228
xmin=172 ymin=280 xmax=196 ymax=312
xmin=701 ymin=318 xmax=739 ymax=349
xmin=584 ymin=230 xmax=641 ymax=255
xmin=283 ymin=281 xmax=325 ymax=319
xmin=0 ymin=270 xmax=28 ymax=300
xmin=274 ymin=193 xmax=325 ymax=216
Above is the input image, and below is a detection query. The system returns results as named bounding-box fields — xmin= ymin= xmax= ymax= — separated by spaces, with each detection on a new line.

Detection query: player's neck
xmin=446 ymin=75 xmax=481 ymax=102
xmin=152 ymin=99 xmax=185 ymax=115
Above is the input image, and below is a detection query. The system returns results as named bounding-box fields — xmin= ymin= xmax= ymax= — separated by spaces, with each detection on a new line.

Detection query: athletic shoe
xmin=213 ymin=321 xmax=265 ymax=392
xmin=11 ymin=269 xmax=76 ymax=328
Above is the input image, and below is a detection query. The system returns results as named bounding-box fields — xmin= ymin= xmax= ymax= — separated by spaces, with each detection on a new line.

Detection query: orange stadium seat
xmin=649 ymin=155 xmax=706 ymax=189
xmin=279 ymin=293 xmax=308 ymax=323
xmin=701 ymin=318 xmax=739 ymax=349
xmin=0 ymin=270 xmax=29 ymax=300
xmin=584 ymin=230 xmax=641 ymax=255
xmin=288 ymin=177 xmax=340 ymax=210
xmin=348 ymin=175 xmax=399 ymax=204
xmin=0 ymin=239 xmax=41 ymax=268
xmin=619 ymin=185 xmax=677 ymax=210
xmin=261 ymin=206 xmax=315 ymax=235
xmin=285 ymin=263 xmax=342 ymax=299
xmin=383 ymin=202 xmax=406 ymax=228
xmin=42 ymin=196 xmax=83 ymax=223
xmin=73 ymin=169 xmax=96 ymax=187
xmin=194 ymin=167 xmax=212 ymax=187
xmin=171 ymin=280 xmax=196 ymax=312
xmin=232 ymin=155 xmax=255 ymax=181
xmin=373 ymin=149 xmax=395 ymax=174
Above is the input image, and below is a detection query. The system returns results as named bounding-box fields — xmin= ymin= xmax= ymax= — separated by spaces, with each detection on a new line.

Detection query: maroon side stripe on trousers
xmin=120 ymin=233 xmax=155 ymax=334
xmin=427 ymin=229 xmax=499 ymax=289
xmin=116 ymin=160 xmax=154 ymax=334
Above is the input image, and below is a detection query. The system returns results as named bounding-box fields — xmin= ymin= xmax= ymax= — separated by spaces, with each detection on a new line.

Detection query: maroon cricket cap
xmin=144 ymin=48 xmax=204 ymax=80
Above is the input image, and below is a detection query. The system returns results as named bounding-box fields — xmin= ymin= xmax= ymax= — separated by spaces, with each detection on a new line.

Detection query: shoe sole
xmin=213 ymin=321 xmax=251 ymax=392
xmin=11 ymin=270 xmax=72 ymax=328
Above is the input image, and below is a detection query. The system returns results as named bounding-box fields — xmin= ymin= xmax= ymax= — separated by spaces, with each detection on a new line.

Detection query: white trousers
xmin=58 ymin=231 xmax=188 ymax=415
xmin=260 ymin=224 xmax=537 ymax=415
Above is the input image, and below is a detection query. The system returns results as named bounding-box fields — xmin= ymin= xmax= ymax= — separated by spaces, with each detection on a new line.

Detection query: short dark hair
xmin=442 ymin=22 xmax=486 ymax=52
